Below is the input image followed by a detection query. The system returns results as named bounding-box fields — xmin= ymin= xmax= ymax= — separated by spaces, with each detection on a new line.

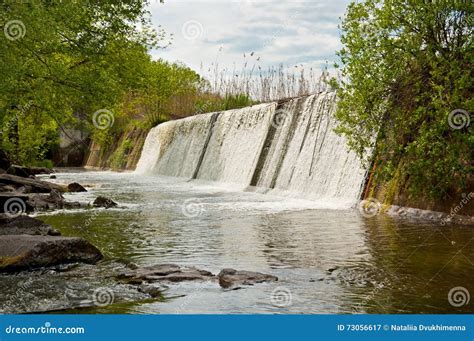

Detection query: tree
xmin=332 ymin=0 xmax=473 ymax=199
xmin=0 ymin=0 xmax=166 ymax=164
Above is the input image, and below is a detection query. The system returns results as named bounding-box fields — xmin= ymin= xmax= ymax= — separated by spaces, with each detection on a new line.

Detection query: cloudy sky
xmin=148 ymin=0 xmax=351 ymax=78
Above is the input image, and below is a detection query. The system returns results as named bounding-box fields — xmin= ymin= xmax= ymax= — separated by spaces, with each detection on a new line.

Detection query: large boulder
xmin=7 ymin=165 xmax=31 ymax=178
xmin=0 ymin=235 xmax=103 ymax=272
xmin=0 ymin=174 xmax=65 ymax=193
xmin=9 ymin=165 xmax=52 ymax=177
xmin=0 ymin=215 xmax=60 ymax=236
xmin=217 ymin=268 xmax=278 ymax=288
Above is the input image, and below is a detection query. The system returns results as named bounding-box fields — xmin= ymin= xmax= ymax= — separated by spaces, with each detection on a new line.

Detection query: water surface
xmin=1 ymin=171 xmax=472 ymax=314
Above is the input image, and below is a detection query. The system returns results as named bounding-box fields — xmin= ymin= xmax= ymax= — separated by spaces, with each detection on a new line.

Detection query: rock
xmin=29 ymin=167 xmax=53 ymax=175
xmin=93 ymin=196 xmax=117 ymax=208
xmin=0 ymin=235 xmax=103 ymax=272
xmin=8 ymin=165 xmax=32 ymax=178
xmin=117 ymin=264 xmax=181 ymax=279
xmin=17 ymin=185 xmax=34 ymax=194
xmin=117 ymin=264 xmax=215 ymax=283
xmin=6 ymin=165 xmax=52 ymax=178
xmin=153 ymin=268 xmax=214 ymax=283
xmin=67 ymin=182 xmax=87 ymax=192
xmin=138 ymin=284 xmax=164 ymax=298
xmin=27 ymin=190 xmax=82 ymax=211
xmin=217 ymin=268 xmax=278 ymax=288
xmin=50 ymin=175 xmax=57 ymax=179
xmin=0 ymin=174 xmax=65 ymax=193
xmin=0 ymin=185 xmax=16 ymax=192
xmin=0 ymin=215 xmax=60 ymax=236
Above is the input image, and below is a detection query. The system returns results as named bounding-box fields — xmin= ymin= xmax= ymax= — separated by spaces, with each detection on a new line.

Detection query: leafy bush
xmin=332 ymin=0 xmax=473 ymax=199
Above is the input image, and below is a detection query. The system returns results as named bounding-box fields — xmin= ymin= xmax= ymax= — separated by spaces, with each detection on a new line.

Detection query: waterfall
xmin=135 ymin=92 xmax=368 ymax=208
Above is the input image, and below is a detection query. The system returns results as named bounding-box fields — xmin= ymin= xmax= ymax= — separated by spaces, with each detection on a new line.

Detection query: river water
xmin=1 ymin=170 xmax=472 ymax=314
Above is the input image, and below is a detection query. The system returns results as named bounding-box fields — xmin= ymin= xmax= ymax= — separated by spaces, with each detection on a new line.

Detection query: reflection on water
xmin=1 ymin=171 xmax=472 ymax=314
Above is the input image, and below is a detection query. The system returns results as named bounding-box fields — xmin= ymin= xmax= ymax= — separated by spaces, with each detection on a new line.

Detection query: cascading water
xmin=135 ymin=91 xmax=368 ymax=208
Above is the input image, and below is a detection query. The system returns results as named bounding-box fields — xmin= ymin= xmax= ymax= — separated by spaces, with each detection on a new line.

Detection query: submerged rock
xmin=67 ymin=182 xmax=87 ymax=192
xmin=138 ymin=284 xmax=165 ymax=298
xmin=117 ymin=264 xmax=215 ymax=283
xmin=0 ymin=235 xmax=103 ymax=272
xmin=217 ymin=268 xmax=278 ymax=288
xmin=0 ymin=215 xmax=60 ymax=236
xmin=93 ymin=196 xmax=117 ymax=208
xmin=118 ymin=264 xmax=278 ymax=289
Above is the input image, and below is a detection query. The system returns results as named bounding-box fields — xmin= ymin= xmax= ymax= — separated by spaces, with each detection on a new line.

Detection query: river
xmin=1 ymin=170 xmax=472 ymax=314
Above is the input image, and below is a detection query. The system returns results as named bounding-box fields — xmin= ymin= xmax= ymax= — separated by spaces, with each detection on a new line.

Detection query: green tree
xmin=0 ymin=0 xmax=166 ymax=164
xmin=332 ymin=0 xmax=473 ymax=199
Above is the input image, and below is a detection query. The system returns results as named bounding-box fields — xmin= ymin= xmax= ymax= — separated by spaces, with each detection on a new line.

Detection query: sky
xmin=147 ymin=0 xmax=351 ymax=78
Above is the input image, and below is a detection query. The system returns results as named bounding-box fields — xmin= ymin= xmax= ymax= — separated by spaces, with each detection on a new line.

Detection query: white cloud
xmin=148 ymin=0 xmax=350 ymax=78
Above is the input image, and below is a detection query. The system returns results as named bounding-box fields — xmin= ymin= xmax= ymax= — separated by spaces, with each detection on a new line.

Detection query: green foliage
xmin=0 ymin=0 xmax=165 ymax=164
xmin=109 ymin=138 xmax=133 ymax=169
xmin=333 ymin=0 xmax=473 ymax=199
xmin=221 ymin=94 xmax=254 ymax=110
